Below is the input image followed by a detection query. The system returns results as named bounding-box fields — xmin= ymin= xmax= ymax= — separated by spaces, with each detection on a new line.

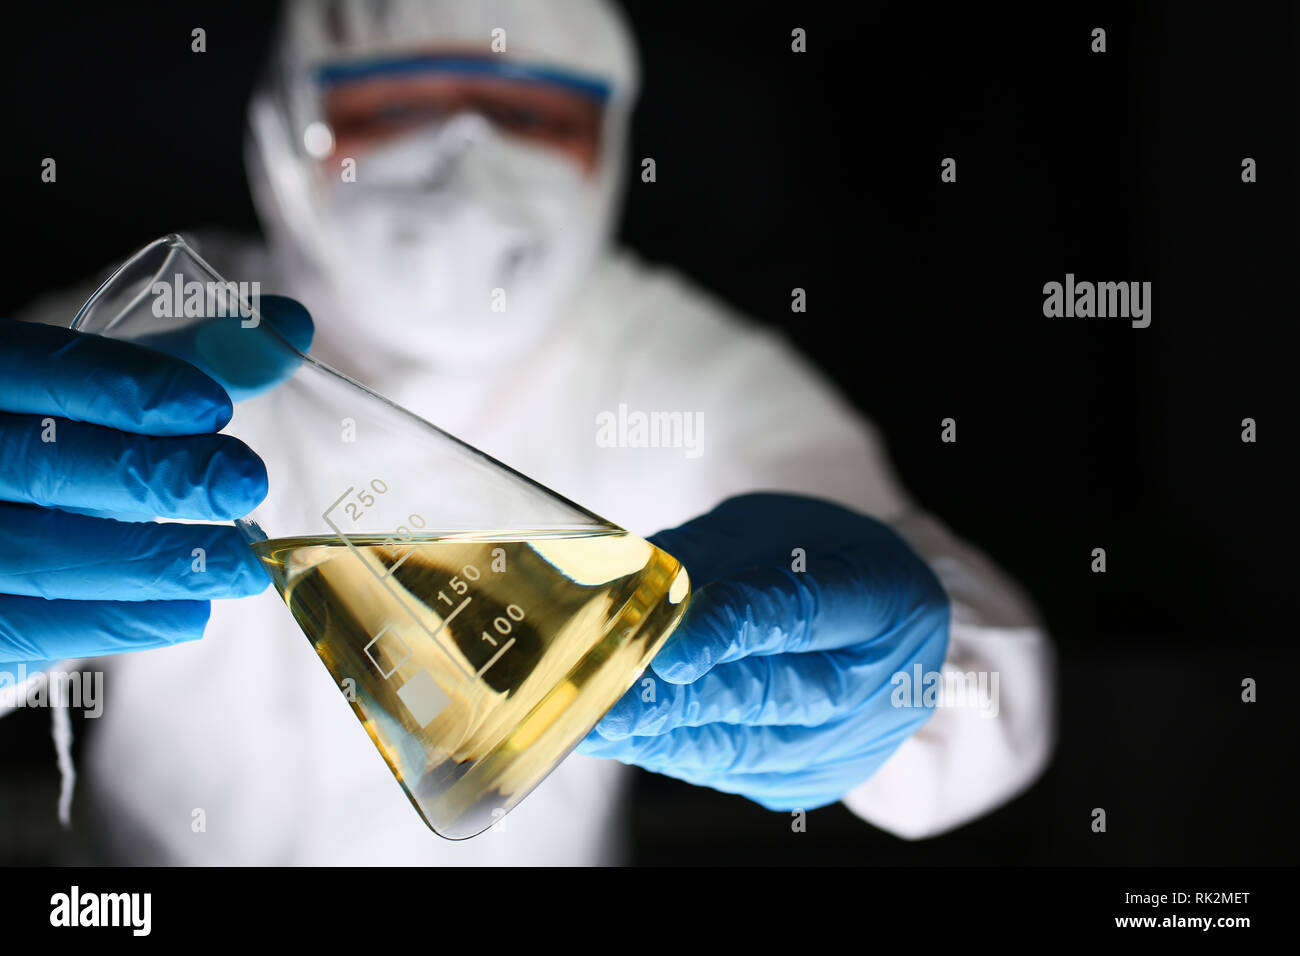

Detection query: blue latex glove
xmin=577 ymin=493 xmax=951 ymax=811
xmin=0 ymin=296 xmax=312 ymax=675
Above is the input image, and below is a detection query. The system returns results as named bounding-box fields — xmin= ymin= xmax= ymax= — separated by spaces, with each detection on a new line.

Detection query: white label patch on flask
xmin=396 ymin=669 xmax=451 ymax=727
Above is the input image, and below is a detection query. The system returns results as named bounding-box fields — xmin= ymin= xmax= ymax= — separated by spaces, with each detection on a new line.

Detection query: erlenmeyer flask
xmin=71 ymin=234 xmax=690 ymax=840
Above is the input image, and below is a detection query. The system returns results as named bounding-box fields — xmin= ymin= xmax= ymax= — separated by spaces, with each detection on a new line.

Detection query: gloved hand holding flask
xmin=0 ymin=295 xmax=312 ymax=674
xmin=580 ymin=493 xmax=952 ymax=810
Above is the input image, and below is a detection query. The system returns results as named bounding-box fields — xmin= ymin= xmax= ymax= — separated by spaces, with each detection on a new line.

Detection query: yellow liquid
xmin=253 ymin=529 xmax=689 ymax=839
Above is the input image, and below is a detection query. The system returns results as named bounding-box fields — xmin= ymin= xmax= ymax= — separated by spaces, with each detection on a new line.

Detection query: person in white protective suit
xmin=3 ymin=0 xmax=1054 ymax=864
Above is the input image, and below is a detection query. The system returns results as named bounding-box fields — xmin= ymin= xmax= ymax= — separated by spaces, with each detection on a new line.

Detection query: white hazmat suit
xmin=8 ymin=0 xmax=1055 ymax=864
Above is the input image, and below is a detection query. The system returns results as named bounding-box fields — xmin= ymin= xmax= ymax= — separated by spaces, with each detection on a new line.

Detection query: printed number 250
xmin=344 ymin=478 xmax=389 ymax=521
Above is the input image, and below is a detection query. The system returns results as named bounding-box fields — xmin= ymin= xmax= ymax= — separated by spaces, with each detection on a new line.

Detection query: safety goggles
xmin=299 ymin=52 xmax=609 ymax=171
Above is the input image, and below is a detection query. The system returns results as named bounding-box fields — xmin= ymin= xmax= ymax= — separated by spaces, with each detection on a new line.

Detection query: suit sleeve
xmin=665 ymin=305 xmax=1056 ymax=837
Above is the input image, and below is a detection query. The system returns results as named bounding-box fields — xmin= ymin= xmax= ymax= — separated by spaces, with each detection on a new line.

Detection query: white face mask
xmin=312 ymin=113 xmax=604 ymax=365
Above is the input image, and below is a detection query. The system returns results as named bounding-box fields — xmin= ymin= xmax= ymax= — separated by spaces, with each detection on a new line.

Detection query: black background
xmin=1 ymin=1 xmax=1296 ymax=865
